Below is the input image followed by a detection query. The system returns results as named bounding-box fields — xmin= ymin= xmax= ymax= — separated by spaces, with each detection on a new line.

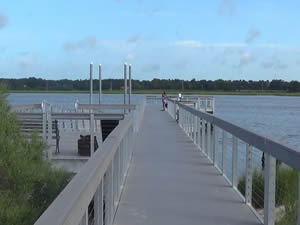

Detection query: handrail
xmin=34 ymin=116 xmax=134 ymax=225
xmin=168 ymin=98 xmax=300 ymax=225
xmin=76 ymin=103 xmax=136 ymax=110
xmin=51 ymin=112 xmax=124 ymax=120
xmin=10 ymin=104 xmax=42 ymax=112
xmin=170 ymin=98 xmax=300 ymax=171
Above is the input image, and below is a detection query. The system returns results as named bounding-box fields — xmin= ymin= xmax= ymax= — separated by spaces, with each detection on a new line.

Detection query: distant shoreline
xmin=8 ymin=89 xmax=300 ymax=96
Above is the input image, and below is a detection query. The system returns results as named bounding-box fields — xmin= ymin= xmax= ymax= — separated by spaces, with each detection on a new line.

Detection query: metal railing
xmin=146 ymin=95 xmax=215 ymax=113
xmin=34 ymin=115 xmax=135 ymax=225
xmin=12 ymin=97 xmax=146 ymax=160
xmin=167 ymin=98 xmax=300 ymax=225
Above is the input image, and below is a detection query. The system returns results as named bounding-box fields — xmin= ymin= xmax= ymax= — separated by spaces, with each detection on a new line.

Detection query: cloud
xmin=261 ymin=56 xmax=288 ymax=70
xmin=125 ymin=54 xmax=136 ymax=62
xmin=239 ymin=52 xmax=256 ymax=67
xmin=0 ymin=12 xmax=7 ymax=29
xmin=63 ymin=35 xmax=98 ymax=52
xmin=172 ymin=40 xmax=203 ymax=48
xmin=127 ymin=34 xmax=140 ymax=44
xmin=142 ymin=64 xmax=160 ymax=73
xmin=218 ymin=0 xmax=236 ymax=16
xmin=174 ymin=60 xmax=188 ymax=70
xmin=19 ymin=56 xmax=35 ymax=69
xmin=245 ymin=28 xmax=261 ymax=43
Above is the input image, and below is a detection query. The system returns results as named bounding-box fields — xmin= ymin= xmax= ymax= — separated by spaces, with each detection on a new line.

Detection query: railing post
xmin=81 ymin=209 xmax=88 ymax=225
xmin=264 ymin=153 xmax=276 ymax=225
xmin=110 ymin=160 xmax=114 ymax=224
xmin=90 ymin=112 xmax=94 ymax=156
xmin=213 ymin=126 xmax=218 ymax=167
xmin=232 ymin=136 xmax=238 ymax=187
xmin=193 ymin=115 xmax=197 ymax=144
xmin=75 ymin=100 xmax=79 ymax=130
xmin=201 ymin=119 xmax=205 ymax=153
xmin=197 ymin=117 xmax=201 ymax=147
xmin=207 ymin=122 xmax=212 ymax=159
xmin=94 ymin=181 xmax=103 ymax=225
xmin=222 ymin=130 xmax=227 ymax=175
xmin=245 ymin=144 xmax=253 ymax=205
xmin=47 ymin=111 xmax=52 ymax=160
xmin=42 ymin=101 xmax=47 ymax=141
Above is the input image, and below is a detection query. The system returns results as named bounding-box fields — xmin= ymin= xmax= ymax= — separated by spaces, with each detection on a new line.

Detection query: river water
xmin=7 ymin=93 xmax=300 ymax=150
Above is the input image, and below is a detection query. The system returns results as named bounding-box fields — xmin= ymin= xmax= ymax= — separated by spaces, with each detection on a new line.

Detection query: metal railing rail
xmin=34 ymin=116 xmax=134 ymax=225
xmin=167 ymin=98 xmax=300 ymax=225
xmin=10 ymin=103 xmax=42 ymax=112
xmin=147 ymin=95 xmax=215 ymax=113
xmin=76 ymin=103 xmax=136 ymax=111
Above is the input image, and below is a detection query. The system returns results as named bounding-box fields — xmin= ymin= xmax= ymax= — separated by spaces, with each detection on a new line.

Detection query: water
xmin=214 ymin=95 xmax=300 ymax=149
xmin=7 ymin=93 xmax=300 ymax=149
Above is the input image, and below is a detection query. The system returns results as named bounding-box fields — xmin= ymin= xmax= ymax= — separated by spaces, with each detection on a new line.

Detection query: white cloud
xmin=63 ymin=35 xmax=98 ymax=52
xmin=19 ymin=56 xmax=35 ymax=69
xmin=127 ymin=34 xmax=140 ymax=44
xmin=172 ymin=40 xmax=203 ymax=48
xmin=245 ymin=28 xmax=261 ymax=43
xmin=239 ymin=52 xmax=256 ymax=67
xmin=143 ymin=64 xmax=160 ymax=73
xmin=218 ymin=0 xmax=236 ymax=16
xmin=125 ymin=54 xmax=136 ymax=62
xmin=0 ymin=12 xmax=7 ymax=29
xmin=261 ymin=56 xmax=288 ymax=70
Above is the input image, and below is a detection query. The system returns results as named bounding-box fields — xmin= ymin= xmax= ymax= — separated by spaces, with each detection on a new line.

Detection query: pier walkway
xmin=114 ymin=105 xmax=260 ymax=225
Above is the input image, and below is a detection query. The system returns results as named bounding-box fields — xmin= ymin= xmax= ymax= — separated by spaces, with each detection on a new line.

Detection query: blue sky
xmin=0 ymin=0 xmax=300 ymax=81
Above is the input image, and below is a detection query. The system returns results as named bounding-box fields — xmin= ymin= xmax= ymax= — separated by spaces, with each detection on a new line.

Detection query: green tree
xmin=0 ymin=85 xmax=72 ymax=225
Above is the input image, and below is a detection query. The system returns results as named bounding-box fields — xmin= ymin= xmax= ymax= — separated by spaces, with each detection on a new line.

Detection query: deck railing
xmin=147 ymin=95 xmax=215 ymax=113
xmin=167 ymin=98 xmax=300 ymax=225
xmin=34 ymin=115 xmax=135 ymax=225
xmin=12 ymin=97 xmax=146 ymax=160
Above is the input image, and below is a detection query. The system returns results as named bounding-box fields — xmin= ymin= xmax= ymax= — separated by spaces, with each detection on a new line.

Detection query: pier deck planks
xmin=113 ymin=105 xmax=261 ymax=225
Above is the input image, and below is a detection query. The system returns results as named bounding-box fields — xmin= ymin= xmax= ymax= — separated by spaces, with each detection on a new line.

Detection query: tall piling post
xmin=89 ymin=62 xmax=94 ymax=156
xmin=129 ymin=64 xmax=132 ymax=108
xmin=99 ymin=64 xmax=102 ymax=105
xmin=89 ymin=62 xmax=93 ymax=105
xmin=124 ymin=63 xmax=127 ymax=114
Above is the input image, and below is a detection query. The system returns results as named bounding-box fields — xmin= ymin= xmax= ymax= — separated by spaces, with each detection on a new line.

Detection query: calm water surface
xmin=7 ymin=93 xmax=300 ymax=149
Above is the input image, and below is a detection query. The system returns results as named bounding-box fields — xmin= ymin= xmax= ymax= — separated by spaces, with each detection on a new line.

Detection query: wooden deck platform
xmin=113 ymin=105 xmax=261 ymax=225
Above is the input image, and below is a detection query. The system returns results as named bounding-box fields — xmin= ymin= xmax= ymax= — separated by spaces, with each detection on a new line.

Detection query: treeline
xmin=1 ymin=77 xmax=300 ymax=92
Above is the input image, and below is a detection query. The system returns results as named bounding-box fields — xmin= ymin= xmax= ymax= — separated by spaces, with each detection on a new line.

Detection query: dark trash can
xmin=78 ymin=135 xmax=99 ymax=156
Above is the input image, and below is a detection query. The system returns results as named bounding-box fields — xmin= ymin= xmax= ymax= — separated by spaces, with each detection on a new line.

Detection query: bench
xmin=19 ymin=119 xmax=60 ymax=153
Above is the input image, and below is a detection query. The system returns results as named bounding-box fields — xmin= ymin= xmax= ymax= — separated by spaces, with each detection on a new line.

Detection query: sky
xmin=0 ymin=0 xmax=300 ymax=81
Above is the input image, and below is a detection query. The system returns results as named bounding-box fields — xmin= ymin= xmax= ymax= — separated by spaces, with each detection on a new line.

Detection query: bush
xmin=0 ymin=85 xmax=72 ymax=225
xmin=238 ymin=166 xmax=298 ymax=225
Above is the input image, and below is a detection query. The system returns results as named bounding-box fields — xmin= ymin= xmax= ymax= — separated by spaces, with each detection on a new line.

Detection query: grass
xmin=237 ymin=167 xmax=299 ymax=225
xmin=8 ymin=89 xmax=300 ymax=96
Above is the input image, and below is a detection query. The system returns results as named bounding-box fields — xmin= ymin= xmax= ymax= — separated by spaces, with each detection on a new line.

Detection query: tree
xmin=0 ymin=84 xmax=72 ymax=225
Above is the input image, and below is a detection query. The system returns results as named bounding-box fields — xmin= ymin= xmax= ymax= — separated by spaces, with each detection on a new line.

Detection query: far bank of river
xmin=8 ymin=89 xmax=300 ymax=96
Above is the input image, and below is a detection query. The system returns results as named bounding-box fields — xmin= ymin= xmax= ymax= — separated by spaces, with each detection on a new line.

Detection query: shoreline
xmin=8 ymin=90 xmax=300 ymax=96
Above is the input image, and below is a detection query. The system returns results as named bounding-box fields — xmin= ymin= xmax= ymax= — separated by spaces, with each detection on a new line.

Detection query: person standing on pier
xmin=162 ymin=91 xmax=167 ymax=111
